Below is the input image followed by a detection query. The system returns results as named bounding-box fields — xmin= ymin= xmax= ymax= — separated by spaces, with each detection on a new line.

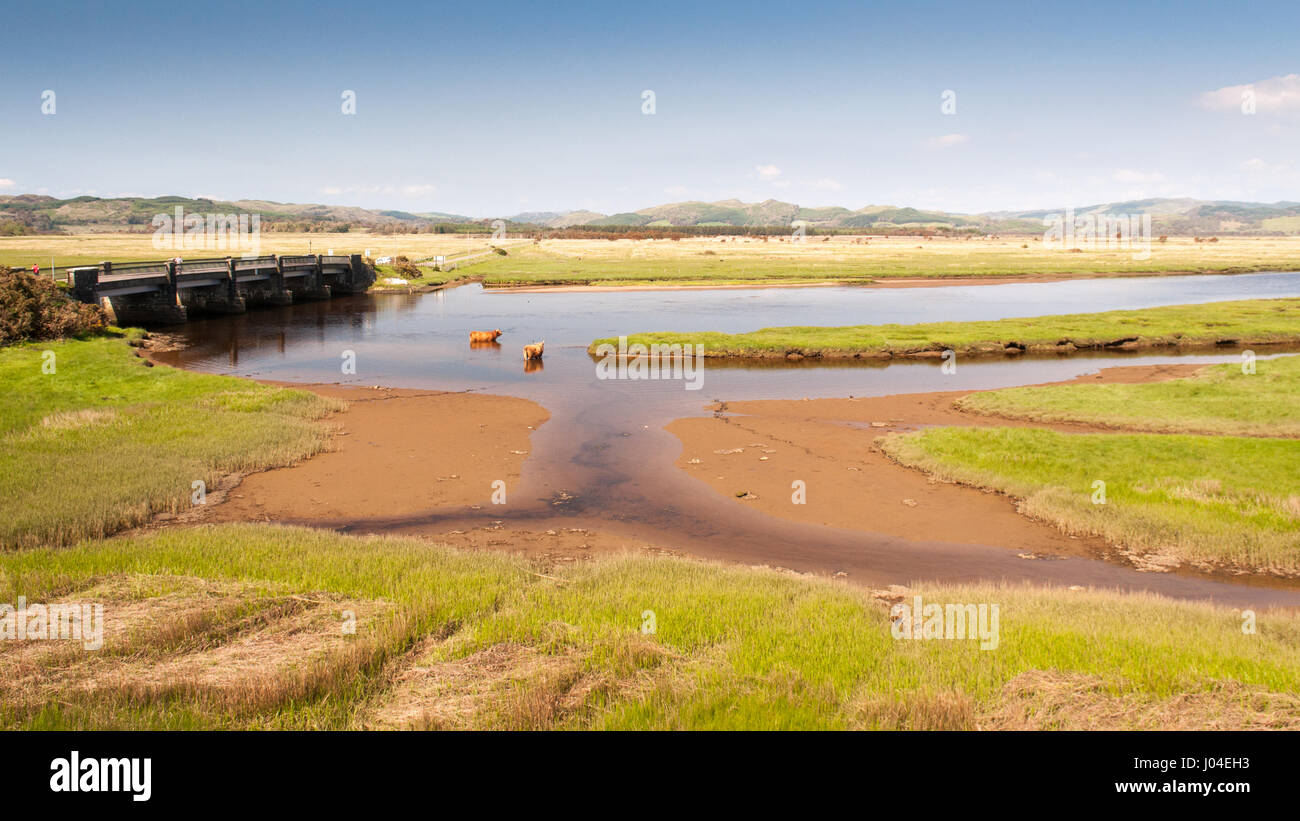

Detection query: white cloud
xmin=664 ymin=185 xmax=689 ymax=197
xmin=0 ymin=178 xmax=14 ymax=188
xmin=1113 ymin=169 xmax=1165 ymax=183
xmin=755 ymin=164 xmax=782 ymax=178
xmin=1240 ymin=157 xmax=1297 ymax=182
xmin=812 ymin=178 xmax=844 ymax=191
xmin=1199 ymin=74 xmax=1300 ymax=113
xmin=926 ymin=133 xmax=969 ymax=148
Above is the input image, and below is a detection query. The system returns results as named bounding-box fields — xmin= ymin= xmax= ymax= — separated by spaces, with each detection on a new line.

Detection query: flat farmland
xmin=6 ymin=234 xmax=1300 ymax=285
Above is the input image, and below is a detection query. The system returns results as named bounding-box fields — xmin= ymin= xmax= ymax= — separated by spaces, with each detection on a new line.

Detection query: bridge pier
xmin=110 ymin=292 xmax=188 ymax=325
xmin=321 ymin=253 xmax=378 ymax=294
xmin=234 ymin=256 xmax=293 ymax=307
xmin=93 ymin=261 xmax=189 ymax=325
xmin=176 ymin=259 xmax=247 ymax=316
xmin=280 ymin=256 xmax=331 ymax=301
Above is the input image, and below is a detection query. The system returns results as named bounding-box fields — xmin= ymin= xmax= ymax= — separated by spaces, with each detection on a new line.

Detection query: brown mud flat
xmin=192 ymin=381 xmax=661 ymax=563
xmin=665 ymin=363 xmax=1202 ymax=562
xmin=208 ymin=384 xmax=548 ymax=524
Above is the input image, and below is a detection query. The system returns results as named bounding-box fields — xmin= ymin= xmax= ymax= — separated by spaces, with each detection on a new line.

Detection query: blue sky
xmin=3 ymin=0 xmax=1298 ymax=216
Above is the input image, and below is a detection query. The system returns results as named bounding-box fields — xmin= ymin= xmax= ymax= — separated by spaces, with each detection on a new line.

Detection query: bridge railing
xmin=176 ymin=258 xmax=235 ymax=275
xmin=103 ymin=261 xmax=171 ymax=278
xmin=233 ymin=255 xmax=278 ymax=270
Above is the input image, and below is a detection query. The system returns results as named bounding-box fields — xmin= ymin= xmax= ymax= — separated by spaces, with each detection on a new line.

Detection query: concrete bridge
xmin=69 ymin=254 xmax=376 ymax=325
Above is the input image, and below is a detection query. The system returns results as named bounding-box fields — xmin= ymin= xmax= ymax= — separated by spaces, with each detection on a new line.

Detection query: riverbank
xmin=591 ymin=298 xmax=1300 ymax=359
xmin=0 ymin=334 xmax=340 ymax=550
xmin=665 ymin=355 xmax=1300 ymax=579
xmin=880 ymin=355 xmax=1300 ymax=578
xmin=666 ymin=364 xmax=1194 ymax=564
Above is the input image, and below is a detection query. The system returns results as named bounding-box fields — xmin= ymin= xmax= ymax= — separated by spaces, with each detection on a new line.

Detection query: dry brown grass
xmin=0 ymin=573 xmax=392 ymax=721
xmin=360 ymin=632 xmax=685 ymax=730
xmin=981 ymin=670 xmax=1300 ymax=730
xmin=850 ymin=689 xmax=977 ymax=730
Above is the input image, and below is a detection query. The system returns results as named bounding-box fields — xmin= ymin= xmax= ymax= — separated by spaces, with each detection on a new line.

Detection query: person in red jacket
xmin=32 ymin=264 xmax=39 ymax=276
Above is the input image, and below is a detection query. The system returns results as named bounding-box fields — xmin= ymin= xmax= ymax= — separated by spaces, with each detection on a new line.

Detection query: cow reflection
xmin=470 ymin=340 xmax=502 ymax=350
xmin=524 ymin=357 xmax=544 ymax=374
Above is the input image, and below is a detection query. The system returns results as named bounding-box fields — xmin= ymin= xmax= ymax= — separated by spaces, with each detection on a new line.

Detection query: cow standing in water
xmin=523 ymin=341 xmax=545 ymax=360
xmin=469 ymin=329 xmax=503 ymax=344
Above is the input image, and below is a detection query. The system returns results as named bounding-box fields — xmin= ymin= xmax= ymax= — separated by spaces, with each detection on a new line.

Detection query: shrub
xmin=392 ymin=256 xmax=422 ymax=278
xmin=0 ymin=269 xmax=107 ymax=343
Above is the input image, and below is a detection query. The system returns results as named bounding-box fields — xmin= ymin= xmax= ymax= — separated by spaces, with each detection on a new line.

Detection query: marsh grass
xmin=3 ymin=525 xmax=1297 ymax=730
xmin=881 ymin=428 xmax=1300 ymax=575
xmin=591 ymin=299 xmax=1300 ymax=357
xmin=0 ymin=335 xmax=340 ymax=549
xmin=957 ymin=353 xmax=1300 ymax=436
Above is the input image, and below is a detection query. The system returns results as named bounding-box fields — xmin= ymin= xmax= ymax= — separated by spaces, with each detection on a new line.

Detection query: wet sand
xmin=210 ymin=384 xmax=549 ymax=523
xmin=666 ymin=364 xmax=1202 ymax=552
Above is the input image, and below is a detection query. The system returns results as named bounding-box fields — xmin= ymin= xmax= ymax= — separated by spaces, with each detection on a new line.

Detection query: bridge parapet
xmin=101 ymin=261 xmax=170 ymax=279
xmin=233 ymin=255 xmax=278 ymax=270
xmin=176 ymin=258 xmax=232 ymax=276
xmin=67 ymin=253 xmax=369 ymax=324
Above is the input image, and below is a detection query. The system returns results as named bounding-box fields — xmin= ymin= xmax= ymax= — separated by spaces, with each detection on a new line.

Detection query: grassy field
xmin=468 ymin=235 xmax=1300 ymax=286
xmin=590 ymin=298 xmax=1300 ymax=358
xmin=958 ymin=354 xmax=1300 ymax=436
xmin=6 ymin=234 xmax=1300 ymax=285
xmin=0 ymin=334 xmax=339 ymax=550
xmin=0 ymin=232 xmax=496 ymax=270
xmin=3 ymin=524 xmax=1298 ymax=730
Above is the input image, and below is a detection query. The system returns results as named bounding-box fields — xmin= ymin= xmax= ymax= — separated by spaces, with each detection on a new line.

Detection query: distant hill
xmin=503 ymin=210 xmax=607 ymax=228
xmin=0 ymin=195 xmax=486 ymax=234
xmin=504 ymin=197 xmax=1300 ymax=234
xmin=4 ymin=194 xmax=1300 ymax=235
